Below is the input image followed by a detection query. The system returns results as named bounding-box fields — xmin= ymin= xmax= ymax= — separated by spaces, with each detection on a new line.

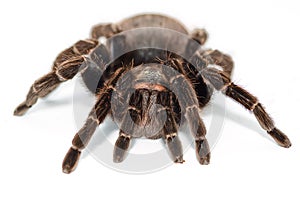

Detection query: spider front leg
xmin=62 ymin=86 xmax=113 ymax=174
xmin=166 ymin=72 xmax=210 ymax=165
xmin=112 ymin=97 xmax=138 ymax=163
xmin=155 ymin=90 xmax=184 ymax=163
xmin=162 ymin=108 xmax=184 ymax=163
xmin=14 ymin=39 xmax=99 ymax=116
xmin=113 ymin=131 xmax=132 ymax=163
xmin=201 ymin=68 xmax=291 ymax=148
xmin=185 ymin=105 xmax=210 ymax=164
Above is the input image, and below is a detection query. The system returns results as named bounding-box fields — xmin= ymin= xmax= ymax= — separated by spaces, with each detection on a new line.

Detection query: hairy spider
xmin=14 ymin=14 xmax=291 ymax=174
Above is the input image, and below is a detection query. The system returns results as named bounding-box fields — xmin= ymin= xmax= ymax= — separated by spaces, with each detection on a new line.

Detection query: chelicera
xmin=14 ymin=14 xmax=291 ymax=174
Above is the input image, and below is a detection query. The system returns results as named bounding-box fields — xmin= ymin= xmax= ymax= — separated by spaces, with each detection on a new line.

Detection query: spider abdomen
xmin=117 ymin=14 xmax=188 ymax=34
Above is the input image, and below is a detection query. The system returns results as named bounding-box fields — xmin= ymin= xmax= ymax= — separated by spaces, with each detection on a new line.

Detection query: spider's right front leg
xmin=14 ymin=39 xmax=99 ymax=116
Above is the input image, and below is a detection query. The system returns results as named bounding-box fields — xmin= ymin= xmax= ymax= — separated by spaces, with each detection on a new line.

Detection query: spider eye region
xmin=134 ymin=65 xmax=168 ymax=90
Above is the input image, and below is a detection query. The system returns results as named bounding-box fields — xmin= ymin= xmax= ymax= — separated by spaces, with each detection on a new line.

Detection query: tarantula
xmin=14 ymin=14 xmax=291 ymax=174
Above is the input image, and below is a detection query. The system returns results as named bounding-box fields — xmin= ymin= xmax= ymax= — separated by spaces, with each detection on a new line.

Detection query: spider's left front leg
xmin=62 ymin=86 xmax=113 ymax=173
xmin=14 ymin=39 xmax=99 ymax=116
xmin=201 ymin=68 xmax=291 ymax=148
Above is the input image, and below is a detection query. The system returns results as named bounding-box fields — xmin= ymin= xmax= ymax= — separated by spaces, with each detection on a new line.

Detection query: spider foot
xmin=113 ymin=134 xmax=131 ymax=163
xmin=174 ymin=156 xmax=185 ymax=164
xmin=195 ymin=139 xmax=211 ymax=165
xmin=165 ymin=134 xmax=184 ymax=164
xmin=268 ymin=128 xmax=292 ymax=148
xmin=113 ymin=149 xmax=127 ymax=163
xmin=62 ymin=147 xmax=81 ymax=174
xmin=14 ymin=102 xmax=31 ymax=116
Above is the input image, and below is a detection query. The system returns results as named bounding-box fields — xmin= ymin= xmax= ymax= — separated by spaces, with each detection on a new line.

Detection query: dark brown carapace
xmin=14 ymin=14 xmax=291 ymax=174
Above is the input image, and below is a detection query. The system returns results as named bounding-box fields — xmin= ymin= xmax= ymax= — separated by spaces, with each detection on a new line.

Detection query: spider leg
xmin=201 ymin=68 xmax=291 ymax=148
xmin=62 ymin=86 xmax=113 ymax=174
xmin=113 ymin=131 xmax=132 ymax=163
xmin=163 ymin=108 xmax=184 ymax=163
xmin=201 ymin=49 xmax=234 ymax=77
xmin=112 ymin=91 xmax=138 ymax=163
xmin=164 ymin=70 xmax=210 ymax=165
xmin=63 ymin=60 xmax=132 ymax=172
xmin=190 ymin=28 xmax=208 ymax=45
xmin=155 ymin=90 xmax=184 ymax=163
xmin=14 ymin=39 xmax=99 ymax=116
xmin=186 ymin=105 xmax=210 ymax=164
xmin=91 ymin=23 xmax=121 ymax=40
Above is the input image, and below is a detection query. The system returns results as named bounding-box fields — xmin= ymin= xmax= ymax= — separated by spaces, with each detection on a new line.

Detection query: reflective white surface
xmin=1 ymin=0 xmax=299 ymax=200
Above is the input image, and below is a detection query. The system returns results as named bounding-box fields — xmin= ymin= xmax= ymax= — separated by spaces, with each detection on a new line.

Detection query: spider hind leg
xmin=14 ymin=39 xmax=99 ymax=116
xmin=190 ymin=28 xmax=208 ymax=45
xmin=201 ymin=67 xmax=291 ymax=148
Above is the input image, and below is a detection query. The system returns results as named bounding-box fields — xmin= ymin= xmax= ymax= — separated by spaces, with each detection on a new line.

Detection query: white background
xmin=1 ymin=0 xmax=300 ymax=199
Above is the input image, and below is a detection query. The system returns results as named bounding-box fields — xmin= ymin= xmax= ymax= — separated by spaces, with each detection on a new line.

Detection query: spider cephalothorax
xmin=14 ymin=14 xmax=291 ymax=174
